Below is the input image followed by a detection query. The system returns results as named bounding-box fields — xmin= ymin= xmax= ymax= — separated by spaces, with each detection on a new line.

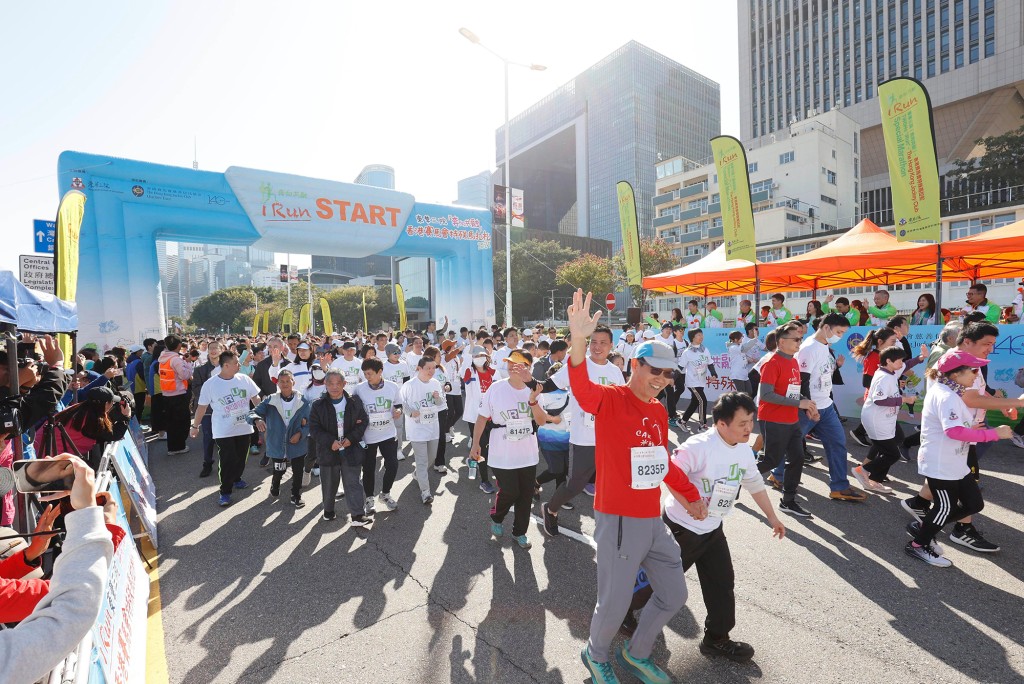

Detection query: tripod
xmin=38 ymin=412 xmax=84 ymax=462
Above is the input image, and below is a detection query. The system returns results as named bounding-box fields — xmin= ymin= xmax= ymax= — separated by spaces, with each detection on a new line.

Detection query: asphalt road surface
xmin=150 ymin=423 xmax=1024 ymax=683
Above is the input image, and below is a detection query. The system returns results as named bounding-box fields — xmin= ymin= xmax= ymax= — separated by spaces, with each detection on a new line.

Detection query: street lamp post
xmin=459 ymin=27 xmax=546 ymax=327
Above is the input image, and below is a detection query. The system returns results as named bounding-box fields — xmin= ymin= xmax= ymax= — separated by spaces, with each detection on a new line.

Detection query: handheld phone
xmin=12 ymin=460 xmax=76 ymax=494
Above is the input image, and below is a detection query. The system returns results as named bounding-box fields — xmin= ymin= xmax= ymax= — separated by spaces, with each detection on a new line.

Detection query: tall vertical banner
xmin=298 ymin=303 xmax=310 ymax=334
xmin=878 ymin=78 xmax=941 ymax=243
xmin=282 ymin=308 xmax=293 ymax=334
xmin=262 ymin=310 xmax=270 ymax=334
xmin=711 ymin=136 xmax=756 ymax=263
xmin=510 ymin=187 xmax=525 ymax=228
xmin=361 ymin=292 xmax=369 ymax=331
xmin=252 ymin=312 xmax=261 ymax=336
xmin=319 ymin=298 xmax=333 ymax=335
xmin=616 ymin=181 xmax=643 ymax=289
xmin=395 ymin=284 xmax=407 ymax=331
xmin=54 ymin=190 xmax=86 ymax=359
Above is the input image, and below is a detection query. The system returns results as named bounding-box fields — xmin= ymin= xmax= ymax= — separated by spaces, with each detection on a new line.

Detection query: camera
xmin=0 ymin=396 xmax=21 ymax=438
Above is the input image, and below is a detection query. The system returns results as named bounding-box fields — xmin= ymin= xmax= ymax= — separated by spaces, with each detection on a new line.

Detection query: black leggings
xmin=363 ymin=437 xmax=399 ymax=496
xmin=863 ymin=436 xmax=903 ymax=482
xmin=913 ymin=474 xmax=984 ymax=546
xmin=682 ymin=387 xmax=709 ymax=425
xmin=866 ymin=424 xmax=905 ymax=462
xmin=490 ymin=464 xmax=537 ymax=536
xmin=434 ymin=409 xmax=449 ymax=466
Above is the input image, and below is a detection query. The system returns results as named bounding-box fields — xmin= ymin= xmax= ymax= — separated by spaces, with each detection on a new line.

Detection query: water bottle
xmin=468 ymin=458 xmax=478 ymax=480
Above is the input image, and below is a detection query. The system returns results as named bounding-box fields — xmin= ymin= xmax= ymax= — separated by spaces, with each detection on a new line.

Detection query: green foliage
xmin=613 ymin=238 xmax=677 ymax=307
xmin=493 ymin=239 xmax=581 ymax=325
xmin=556 ymin=253 xmax=617 ymax=298
xmin=949 ymin=118 xmax=1024 ymax=189
xmin=323 ymin=285 xmax=398 ymax=333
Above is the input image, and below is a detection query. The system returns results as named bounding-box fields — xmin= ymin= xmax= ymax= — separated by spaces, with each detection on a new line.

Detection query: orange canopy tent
xmin=757 ymin=218 xmax=939 ymax=293
xmin=940 ymin=219 xmax=1024 ymax=282
xmin=642 ymin=244 xmax=764 ymax=296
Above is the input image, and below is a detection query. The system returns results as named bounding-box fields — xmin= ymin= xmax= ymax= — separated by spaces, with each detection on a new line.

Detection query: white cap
xmin=642 ymin=330 xmax=656 ymax=339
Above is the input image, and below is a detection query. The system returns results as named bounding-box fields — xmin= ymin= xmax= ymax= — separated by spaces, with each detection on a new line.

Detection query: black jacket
xmin=191 ymin=361 xmax=218 ymax=402
xmin=253 ymin=357 xmax=285 ymax=397
xmin=308 ymin=390 xmax=368 ymax=467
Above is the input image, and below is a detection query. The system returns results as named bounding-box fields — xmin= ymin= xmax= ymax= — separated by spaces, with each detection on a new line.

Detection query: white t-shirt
xmin=479 ymin=379 xmax=539 ymax=469
xmin=432 ymin=367 xmax=451 ymax=409
xmin=727 ymin=344 xmax=748 ymax=381
xmin=383 ymin=360 xmax=412 ymax=388
xmin=492 ymin=347 xmax=514 ymax=379
xmin=404 ymin=351 xmax=424 ymax=371
xmin=399 ymin=376 xmax=443 ymax=442
xmin=304 ymin=383 xmax=326 ymax=404
xmin=680 ymin=345 xmax=712 ymax=388
xmin=198 ymin=373 xmax=261 ymax=439
xmin=861 ymin=368 xmax=902 ymax=440
xmin=551 ymin=358 xmax=625 ymax=446
xmin=443 ymin=357 xmax=462 ymax=395
xmin=797 ymin=337 xmax=835 ymax=410
xmin=331 ymin=356 xmax=364 ymax=386
xmin=353 ymin=380 xmax=401 ymax=444
xmin=918 ymin=382 xmax=973 ymax=481
xmin=664 ymin=427 xmax=764 ymax=534
xmin=278 ymin=394 xmax=301 ymax=424
xmin=274 ymin=360 xmax=313 ymax=395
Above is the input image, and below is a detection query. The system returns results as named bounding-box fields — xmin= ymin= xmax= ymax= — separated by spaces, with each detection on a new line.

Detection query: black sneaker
xmin=849 ymin=426 xmax=869 ymax=447
xmin=803 ymin=449 xmax=820 ymax=464
xmin=533 ymin=482 xmax=542 ymax=501
xmin=199 ymin=463 xmax=212 ymax=478
xmin=290 ymin=496 xmax=305 ymax=509
xmin=901 ymin=497 xmax=929 ymax=522
xmin=905 ymin=521 xmax=945 ymax=555
xmin=259 ymin=455 xmax=271 ymax=468
xmin=779 ymin=500 xmax=813 ymax=518
xmin=323 ymin=511 xmax=336 ymax=521
xmin=269 ymin=485 xmax=280 ymax=498
xmin=699 ymin=638 xmax=755 ymax=662
xmin=542 ymin=503 xmax=560 ymax=536
xmin=560 ymin=501 xmax=575 ymax=511
xmin=949 ymin=525 xmax=1000 ymax=553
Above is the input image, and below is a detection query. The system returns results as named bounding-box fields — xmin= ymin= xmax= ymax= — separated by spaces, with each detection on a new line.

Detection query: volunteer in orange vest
xmin=159 ymin=334 xmax=195 ymax=455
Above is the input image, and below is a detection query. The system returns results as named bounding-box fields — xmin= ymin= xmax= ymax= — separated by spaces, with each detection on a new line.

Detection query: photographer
xmin=0 ymin=454 xmax=123 ymax=684
xmin=33 ymin=386 xmax=131 ymax=461
xmin=0 ymin=334 xmax=67 ymax=437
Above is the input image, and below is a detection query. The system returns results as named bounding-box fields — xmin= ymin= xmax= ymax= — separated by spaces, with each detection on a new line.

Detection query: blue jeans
xmin=201 ymin=413 xmax=216 ymax=465
xmin=772 ymin=403 xmax=851 ymax=491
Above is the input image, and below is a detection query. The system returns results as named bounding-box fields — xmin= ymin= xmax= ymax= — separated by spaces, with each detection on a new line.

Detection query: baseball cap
xmin=341 ymin=341 xmax=357 ymax=350
xmin=384 ymin=343 xmax=402 ymax=357
xmin=296 ymin=342 xmax=311 ymax=350
xmin=128 ymin=344 xmax=145 ymax=353
xmin=471 ymin=345 xmax=487 ymax=357
xmin=632 ymin=341 xmax=676 ymax=369
xmin=937 ymin=350 xmax=988 ymax=373
xmin=661 ymin=322 xmax=674 ymax=330
xmin=87 ymin=386 xmax=118 ymax=403
xmin=642 ymin=330 xmax=656 ymax=339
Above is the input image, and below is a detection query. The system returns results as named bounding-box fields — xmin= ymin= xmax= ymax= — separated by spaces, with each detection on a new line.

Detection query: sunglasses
xmin=637 ymin=359 xmax=674 ymax=378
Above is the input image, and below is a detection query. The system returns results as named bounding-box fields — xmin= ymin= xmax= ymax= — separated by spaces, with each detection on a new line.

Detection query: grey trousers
xmin=588 ymin=511 xmax=688 ymax=663
xmin=410 ymin=440 xmax=437 ymax=497
xmin=548 ymin=444 xmax=595 ymax=511
xmin=320 ymin=461 xmax=366 ymax=517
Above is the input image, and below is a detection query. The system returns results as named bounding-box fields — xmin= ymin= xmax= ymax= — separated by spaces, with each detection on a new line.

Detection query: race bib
xmin=584 ymin=412 xmax=596 ymax=429
xmin=419 ymin=408 xmax=438 ymax=424
xmin=707 ymin=481 xmax=740 ymax=518
xmin=369 ymin=411 xmax=392 ymax=430
xmin=505 ymin=418 xmax=532 ymax=442
xmin=785 ymin=384 xmax=801 ymax=401
xmin=630 ymin=446 xmax=668 ymax=490
xmin=227 ymin=400 xmax=249 ymax=425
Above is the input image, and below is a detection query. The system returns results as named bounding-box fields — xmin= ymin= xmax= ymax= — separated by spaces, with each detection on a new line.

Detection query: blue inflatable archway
xmin=57 ymin=152 xmax=495 ymax=348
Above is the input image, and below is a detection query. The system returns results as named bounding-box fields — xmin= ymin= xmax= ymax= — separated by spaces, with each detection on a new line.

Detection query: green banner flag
xmin=710 ymin=136 xmax=756 ymax=263
xmin=878 ymin=78 xmax=941 ymax=242
xmin=616 ymin=181 xmax=642 ymax=288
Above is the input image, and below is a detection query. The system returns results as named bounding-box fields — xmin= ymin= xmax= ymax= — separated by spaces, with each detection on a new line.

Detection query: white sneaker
xmin=433 ymin=465 xmax=447 ymax=474
xmin=378 ymin=493 xmax=398 ymax=511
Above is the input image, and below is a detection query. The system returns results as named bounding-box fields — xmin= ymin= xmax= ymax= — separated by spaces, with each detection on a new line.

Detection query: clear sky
xmin=0 ymin=0 xmax=739 ymax=273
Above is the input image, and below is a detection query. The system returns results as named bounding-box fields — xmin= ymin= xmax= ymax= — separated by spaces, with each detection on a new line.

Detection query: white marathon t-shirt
xmin=330 ymin=357 xmax=364 ymax=386
xmin=278 ymin=394 xmax=301 ymax=423
xmin=861 ymin=369 xmax=902 ymax=440
xmin=797 ymin=337 xmax=836 ymax=411
xmin=383 ymin=360 xmax=412 ymax=388
xmin=399 ymin=377 xmax=443 ymax=442
xmin=551 ymin=357 xmax=625 ymax=446
xmin=198 ymin=373 xmax=261 ymax=439
xmin=353 ymin=380 xmax=401 ymax=444
xmin=663 ymin=427 xmax=764 ymax=533
xmin=918 ymin=382 xmax=973 ymax=481
xmin=680 ymin=345 xmax=712 ymax=388
xmin=479 ymin=379 xmax=539 ymax=469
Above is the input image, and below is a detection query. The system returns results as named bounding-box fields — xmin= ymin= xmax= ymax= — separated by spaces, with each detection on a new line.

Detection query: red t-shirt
xmin=567 ymin=359 xmax=700 ymax=517
xmin=757 ymin=353 xmax=801 ymax=424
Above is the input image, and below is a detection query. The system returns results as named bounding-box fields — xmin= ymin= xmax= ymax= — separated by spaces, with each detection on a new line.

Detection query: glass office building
xmin=496 ymin=41 xmax=720 ymax=251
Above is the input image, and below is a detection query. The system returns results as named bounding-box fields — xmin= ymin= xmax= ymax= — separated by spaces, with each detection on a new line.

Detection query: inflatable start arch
xmin=57 ymin=152 xmax=495 ymax=348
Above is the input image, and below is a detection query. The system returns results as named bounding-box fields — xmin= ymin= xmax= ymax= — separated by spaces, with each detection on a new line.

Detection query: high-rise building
xmin=354 ymin=164 xmax=395 ymax=190
xmin=454 ymin=170 xmax=494 ymax=208
xmin=497 ymin=41 xmax=721 ymax=251
xmin=738 ymin=0 xmax=1024 ymax=225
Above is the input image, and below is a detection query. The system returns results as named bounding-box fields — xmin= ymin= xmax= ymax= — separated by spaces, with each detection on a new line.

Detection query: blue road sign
xmin=33 ymin=219 xmax=55 ymax=254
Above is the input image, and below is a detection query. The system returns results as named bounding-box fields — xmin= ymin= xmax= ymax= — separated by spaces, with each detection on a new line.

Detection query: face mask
xmin=312 ymin=369 xmax=326 ymax=380
xmin=826 ymin=333 xmax=841 ymax=344
xmin=473 ymin=357 xmax=487 ymax=368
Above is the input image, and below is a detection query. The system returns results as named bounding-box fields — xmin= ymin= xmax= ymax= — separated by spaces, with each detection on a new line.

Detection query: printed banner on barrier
xmin=111 ymin=435 xmax=158 ymax=548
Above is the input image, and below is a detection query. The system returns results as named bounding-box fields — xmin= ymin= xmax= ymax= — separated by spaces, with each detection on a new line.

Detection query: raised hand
xmin=566 ymin=288 xmax=602 ymax=341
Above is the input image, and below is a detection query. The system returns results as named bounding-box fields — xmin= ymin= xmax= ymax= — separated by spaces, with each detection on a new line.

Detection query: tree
xmin=613 ymin=238 xmax=677 ymax=307
xmin=946 ymin=117 xmax=1024 ymax=212
xmin=323 ymin=285 xmax=398 ymax=332
xmin=556 ymin=253 xmax=617 ymax=299
xmin=493 ymin=239 xmax=580 ymax=325
xmin=189 ymin=287 xmax=262 ymax=332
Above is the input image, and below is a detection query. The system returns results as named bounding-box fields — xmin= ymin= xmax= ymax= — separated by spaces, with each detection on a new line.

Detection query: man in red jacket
xmin=566 ymin=289 xmax=707 ymax=684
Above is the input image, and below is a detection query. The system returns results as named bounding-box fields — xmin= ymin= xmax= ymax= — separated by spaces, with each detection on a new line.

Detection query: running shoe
xmin=584 ymin=483 xmax=596 ymax=497
xmin=290 ymin=495 xmax=305 ymax=509
xmin=350 ymin=515 xmax=372 ymax=528
xmin=542 ymin=503 xmax=560 ymax=537
xmin=580 ymin=647 xmax=619 ymax=684
xmin=668 ymin=418 xmax=679 ymax=427
xmin=905 ymin=541 xmax=952 ymax=567
xmin=901 ymin=497 xmax=929 ymax=522
xmin=852 ymin=466 xmax=892 ymax=494
xmin=491 ymin=522 xmax=504 ymax=538
xmin=829 ymin=487 xmax=867 ymax=502
xmin=949 ymin=524 xmax=1000 ymax=553
xmin=803 ymin=448 xmax=821 ymax=464
xmin=433 ymin=465 xmax=447 ymax=474
xmin=514 ymin=535 xmax=532 ymax=550
xmin=364 ymin=498 xmax=376 ymax=516
xmin=312 ymin=467 xmax=320 ymax=478
xmin=322 ymin=511 xmax=336 ymax=521
xmin=479 ymin=482 xmax=497 ymax=495
xmin=218 ymin=494 xmax=231 ymax=507
xmin=269 ymin=484 xmax=280 ymax=498
xmin=199 ymin=463 xmax=213 ymax=478
xmin=168 ymin=447 xmax=190 ymax=455
xmin=766 ymin=474 xmax=783 ymax=491
xmin=849 ymin=426 xmax=869 ymax=447
xmin=560 ymin=501 xmax=575 ymax=511
xmin=615 ymin=641 xmax=672 ymax=684
xmin=778 ymin=500 xmax=812 ymax=518
xmin=250 ymin=445 xmax=261 ymax=455
xmin=234 ymin=479 xmax=248 ymax=490
xmin=905 ymin=521 xmax=945 ymax=555
xmin=699 ymin=637 xmax=755 ymax=662
xmin=422 ymin=493 xmax=434 ymax=505
xmin=378 ymin=493 xmax=398 ymax=511
xmin=1011 ymin=433 xmax=1024 ymax=449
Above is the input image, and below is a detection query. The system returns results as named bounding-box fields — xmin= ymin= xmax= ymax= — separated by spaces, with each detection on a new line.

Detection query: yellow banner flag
xmin=319 ymin=298 xmax=333 ymax=335
xmin=362 ymin=292 xmax=368 ymax=331
xmin=711 ymin=136 xmax=756 ymax=263
xmin=263 ymin=310 xmax=270 ymax=334
xmin=298 ymin=303 xmax=310 ymax=334
xmin=395 ymin=284 xmax=407 ymax=331
xmin=616 ymin=182 xmax=642 ymax=288
xmin=282 ymin=309 xmax=293 ymax=334
xmin=54 ymin=190 xmax=86 ymax=360
xmin=252 ymin=312 xmax=261 ymax=336
xmin=878 ymin=78 xmax=941 ymax=242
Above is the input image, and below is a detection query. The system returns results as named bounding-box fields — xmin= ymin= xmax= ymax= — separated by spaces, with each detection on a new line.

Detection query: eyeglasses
xmin=637 ymin=359 xmax=674 ymax=378
xmin=779 ymin=336 xmax=802 ymax=342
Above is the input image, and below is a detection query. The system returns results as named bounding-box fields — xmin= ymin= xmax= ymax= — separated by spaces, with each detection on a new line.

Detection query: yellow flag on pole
xmin=615 ymin=182 xmax=642 ymax=288
xmin=54 ymin=190 xmax=86 ymax=360
xmin=319 ymin=298 xmax=333 ymax=335
xmin=282 ymin=309 xmax=293 ymax=334
xmin=298 ymin=303 xmax=310 ymax=333
xmin=395 ymin=284 xmax=407 ymax=331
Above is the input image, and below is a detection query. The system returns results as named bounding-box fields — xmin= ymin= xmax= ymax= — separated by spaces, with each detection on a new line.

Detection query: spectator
xmin=868 ymin=289 xmax=897 ymax=325
xmin=911 ymin=294 xmax=938 ymax=325
xmin=158 ymin=335 xmax=193 ymax=454
xmin=962 ymin=282 xmax=1001 ymax=323
xmin=124 ymin=344 xmax=148 ymax=423
xmin=850 ymin=300 xmax=870 ymax=325
xmin=33 ymin=386 xmax=130 ymax=460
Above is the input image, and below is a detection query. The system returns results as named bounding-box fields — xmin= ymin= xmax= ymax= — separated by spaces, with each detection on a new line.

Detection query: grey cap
xmin=471 ymin=345 xmax=487 ymax=357
xmin=384 ymin=343 xmax=402 ymax=357
xmin=632 ymin=340 xmax=677 ymax=369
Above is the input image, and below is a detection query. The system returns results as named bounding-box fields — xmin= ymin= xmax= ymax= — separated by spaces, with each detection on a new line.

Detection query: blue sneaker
xmin=479 ymin=481 xmax=497 ymax=495
xmin=514 ymin=535 xmax=532 ymax=550
xmin=491 ymin=522 xmax=504 ymax=538
xmin=581 ymin=646 xmax=619 ymax=683
xmin=234 ymin=479 xmax=248 ymax=490
xmin=615 ymin=640 xmax=671 ymax=684
xmin=584 ymin=483 xmax=596 ymax=497
xmin=218 ymin=494 xmax=231 ymax=507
